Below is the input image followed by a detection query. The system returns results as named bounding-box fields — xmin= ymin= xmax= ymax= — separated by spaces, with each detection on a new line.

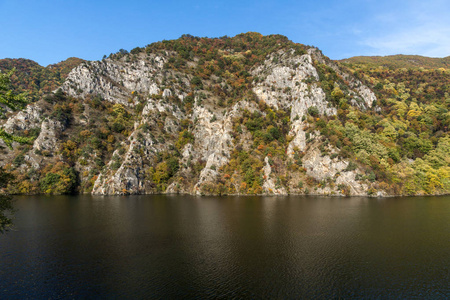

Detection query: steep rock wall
xmin=1 ymin=44 xmax=380 ymax=196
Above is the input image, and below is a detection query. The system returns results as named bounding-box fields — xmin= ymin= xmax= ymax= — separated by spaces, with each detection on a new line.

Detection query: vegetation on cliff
xmin=336 ymin=60 xmax=450 ymax=194
xmin=0 ymin=57 xmax=84 ymax=102
xmin=0 ymin=33 xmax=448 ymax=196
xmin=340 ymin=55 xmax=450 ymax=70
xmin=1 ymin=69 xmax=35 ymax=232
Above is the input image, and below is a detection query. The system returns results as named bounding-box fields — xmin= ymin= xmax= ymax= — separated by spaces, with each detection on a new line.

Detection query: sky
xmin=1 ymin=0 xmax=449 ymax=66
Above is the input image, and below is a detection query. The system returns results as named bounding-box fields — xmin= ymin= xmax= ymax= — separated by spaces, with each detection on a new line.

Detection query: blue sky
xmin=1 ymin=0 xmax=449 ymax=66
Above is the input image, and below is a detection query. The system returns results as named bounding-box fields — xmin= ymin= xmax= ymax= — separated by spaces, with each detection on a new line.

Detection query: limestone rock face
xmin=191 ymin=104 xmax=236 ymax=194
xmin=92 ymin=115 xmax=166 ymax=195
xmin=33 ymin=120 xmax=65 ymax=152
xmin=303 ymin=147 xmax=348 ymax=181
xmin=302 ymin=146 xmax=367 ymax=196
xmin=251 ymin=50 xmax=337 ymax=162
xmin=308 ymin=47 xmax=376 ymax=108
xmin=92 ymin=137 xmax=149 ymax=195
xmin=262 ymin=156 xmax=287 ymax=194
xmin=4 ymin=104 xmax=42 ymax=133
xmin=0 ymin=102 xmax=66 ymax=174
xmin=61 ymin=53 xmax=166 ymax=105
xmin=1 ymin=43 xmax=381 ymax=197
xmin=252 ymin=50 xmax=336 ymax=119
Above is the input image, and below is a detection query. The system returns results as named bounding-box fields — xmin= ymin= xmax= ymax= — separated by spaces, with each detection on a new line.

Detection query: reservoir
xmin=1 ymin=195 xmax=449 ymax=298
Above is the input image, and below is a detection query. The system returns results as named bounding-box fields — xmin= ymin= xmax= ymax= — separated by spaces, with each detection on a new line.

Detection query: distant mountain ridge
xmin=340 ymin=54 xmax=450 ymax=70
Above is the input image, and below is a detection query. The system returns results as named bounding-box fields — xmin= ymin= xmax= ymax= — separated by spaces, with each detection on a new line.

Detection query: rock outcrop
xmin=61 ymin=53 xmax=166 ymax=105
xmin=0 ymin=34 xmax=384 ymax=196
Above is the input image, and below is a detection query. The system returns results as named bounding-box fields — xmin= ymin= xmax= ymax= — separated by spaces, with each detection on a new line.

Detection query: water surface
xmin=1 ymin=195 xmax=449 ymax=298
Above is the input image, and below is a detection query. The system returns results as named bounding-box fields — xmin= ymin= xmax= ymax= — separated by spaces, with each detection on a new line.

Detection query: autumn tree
xmin=0 ymin=69 xmax=31 ymax=233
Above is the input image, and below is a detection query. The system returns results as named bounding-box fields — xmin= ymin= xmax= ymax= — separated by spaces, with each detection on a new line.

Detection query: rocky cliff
xmin=2 ymin=33 xmax=448 ymax=196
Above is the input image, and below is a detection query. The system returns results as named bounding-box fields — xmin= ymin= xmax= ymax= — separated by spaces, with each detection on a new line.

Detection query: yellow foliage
xmin=407 ymin=110 xmax=421 ymax=118
xmin=79 ymin=130 xmax=92 ymax=139
xmin=107 ymin=135 xmax=115 ymax=143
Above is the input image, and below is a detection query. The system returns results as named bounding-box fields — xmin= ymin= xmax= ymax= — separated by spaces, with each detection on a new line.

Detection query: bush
xmin=344 ymin=161 xmax=358 ymax=172
xmin=39 ymin=162 xmax=77 ymax=194
xmin=191 ymin=76 xmax=203 ymax=89
xmin=307 ymin=106 xmax=319 ymax=117
xmin=13 ymin=154 xmax=25 ymax=167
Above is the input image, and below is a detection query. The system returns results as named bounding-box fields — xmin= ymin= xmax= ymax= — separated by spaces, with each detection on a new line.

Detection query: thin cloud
xmin=363 ymin=25 xmax=450 ymax=57
xmin=361 ymin=1 xmax=450 ymax=57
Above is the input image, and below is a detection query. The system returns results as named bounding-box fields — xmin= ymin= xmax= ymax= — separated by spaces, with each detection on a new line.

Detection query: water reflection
xmin=0 ymin=195 xmax=449 ymax=298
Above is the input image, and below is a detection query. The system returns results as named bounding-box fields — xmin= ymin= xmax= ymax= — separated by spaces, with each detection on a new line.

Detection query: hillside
xmin=0 ymin=33 xmax=448 ymax=196
xmin=340 ymin=55 xmax=450 ymax=70
xmin=0 ymin=57 xmax=84 ymax=101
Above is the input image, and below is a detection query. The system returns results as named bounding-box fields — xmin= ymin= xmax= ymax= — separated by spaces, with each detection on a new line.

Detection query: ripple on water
xmin=0 ymin=195 xmax=449 ymax=298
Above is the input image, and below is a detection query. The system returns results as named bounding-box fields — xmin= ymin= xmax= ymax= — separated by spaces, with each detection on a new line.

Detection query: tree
xmin=0 ymin=167 xmax=14 ymax=233
xmin=39 ymin=162 xmax=77 ymax=194
xmin=0 ymin=68 xmax=27 ymax=115
xmin=307 ymin=106 xmax=319 ymax=117
xmin=1 ymin=69 xmax=32 ymax=148
xmin=0 ymin=69 xmax=30 ymax=233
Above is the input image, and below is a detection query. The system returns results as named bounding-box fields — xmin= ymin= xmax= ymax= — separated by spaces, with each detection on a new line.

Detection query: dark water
xmin=0 ymin=195 xmax=449 ymax=299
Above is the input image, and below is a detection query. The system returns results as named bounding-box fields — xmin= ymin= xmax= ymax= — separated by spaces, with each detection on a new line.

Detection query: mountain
xmin=340 ymin=54 xmax=450 ymax=70
xmin=0 ymin=33 xmax=448 ymax=196
xmin=0 ymin=57 xmax=84 ymax=101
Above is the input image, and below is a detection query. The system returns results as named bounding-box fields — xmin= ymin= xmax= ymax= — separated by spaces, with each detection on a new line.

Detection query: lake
xmin=1 ymin=195 xmax=449 ymax=299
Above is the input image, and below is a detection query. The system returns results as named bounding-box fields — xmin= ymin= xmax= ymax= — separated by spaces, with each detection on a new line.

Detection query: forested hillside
xmin=341 ymin=55 xmax=450 ymax=70
xmin=0 ymin=57 xmax=84 ymax=101
xmin=329 ymin=60 xmax=449 ymax=195
xmin=0 ymin=33 xmax=448 ymax=196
